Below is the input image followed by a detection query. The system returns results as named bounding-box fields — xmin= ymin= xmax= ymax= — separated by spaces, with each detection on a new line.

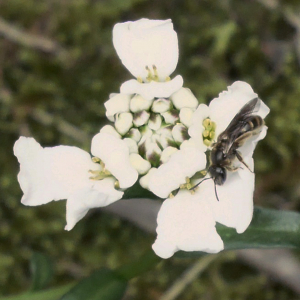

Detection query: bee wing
xmin=218 ymin=97 xmax=260 ymax=151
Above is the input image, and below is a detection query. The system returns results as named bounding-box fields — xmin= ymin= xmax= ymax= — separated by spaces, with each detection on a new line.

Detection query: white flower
xmin=150 ymin=81 xmax=270 ymax=258
xmin=189 ymin=81 xmax=270 ymax=152
xmin=14 ymin=133 xmax=138 ymax=230
xmin=113 ymin=18 xmax=183 ymax=100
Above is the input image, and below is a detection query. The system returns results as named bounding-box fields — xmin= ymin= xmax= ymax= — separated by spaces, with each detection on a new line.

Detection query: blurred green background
xmin=1 ymin=0 xmax=300 ymax=299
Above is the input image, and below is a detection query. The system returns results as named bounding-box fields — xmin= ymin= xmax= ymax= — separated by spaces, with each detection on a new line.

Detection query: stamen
xmin=203 ymin=130 xmax=209 ymax=138
xmin=146 ymin=66 xmax=152 ymax=82
xmin=203 ymin=139 xmax=211 ymax=146
xmin=114 ymin=180 xmax=120 ymax=189
xmin=165 ymin=76 xmax=171 ymax=82
xmin=152 ymin=65 xmax=159 ymax=81
xmin=202 ymin=118 xmax=211 ymax=128
xmin=92 ymin=157 xmax=101 ymax=163
xmin=137 ymin=77 xmax=143 ymax=83
xmin=202 ymin=117 xmax=216 ymax=147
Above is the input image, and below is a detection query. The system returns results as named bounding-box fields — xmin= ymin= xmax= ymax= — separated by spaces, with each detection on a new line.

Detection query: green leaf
xmin=30 ymin=252 xmax=53 ymax=291
xmin=220 ymin=206 xmax=300 ymax=250
xmin=59 ymin=268 xmax=127 ymax=300
xmin=177 ymin=207 xmax=300 ymax=258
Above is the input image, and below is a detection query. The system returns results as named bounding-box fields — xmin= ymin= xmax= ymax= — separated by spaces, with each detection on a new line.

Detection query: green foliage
xmin=60 ymin=269 xmax=127 ymax=300
xmin=30 ymin=252 xmax=53 ymax=291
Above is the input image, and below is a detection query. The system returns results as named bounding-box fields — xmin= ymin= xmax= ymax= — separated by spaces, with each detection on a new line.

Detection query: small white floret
xmin=152 ymin=98 xmax=171 ymax=113
xmin=129 ymin=153 xmax=151 ymax=175
xmin=160 ymin=146 xmax=178 ymax=164
xmin=100 ymin=125 xmax=121 ymax=139
xmin=179 ymin=107 xmax=194 ymax=128
xmin=91 ymin=133 xmax=138 ymax=188
xmin=130 ymin=94 xmax=153 ymax=112
xmin=115 ymin=112 xmax=133 ymax=135
xmin=105 ymin=94 xmax=131 ymax=122
xmin=170 ymin=88 xmax=198 ymax=110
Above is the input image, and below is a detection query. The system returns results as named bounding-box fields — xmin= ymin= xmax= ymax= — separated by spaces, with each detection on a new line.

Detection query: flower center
xmin=137 ymin=65 xmax=171 ymax=83
xmin=89 ymin=157 xmax=112 ymax=180
xmin=202 ymin=118 xmax=216 ymax=146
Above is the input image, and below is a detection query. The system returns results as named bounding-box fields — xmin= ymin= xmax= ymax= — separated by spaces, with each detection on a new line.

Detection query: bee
xmin=192 ymin=97 xmax=264 ymax=199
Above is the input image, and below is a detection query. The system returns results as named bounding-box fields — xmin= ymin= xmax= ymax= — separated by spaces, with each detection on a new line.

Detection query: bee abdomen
xmin=240 ymin=115 xmax=264 ymax=135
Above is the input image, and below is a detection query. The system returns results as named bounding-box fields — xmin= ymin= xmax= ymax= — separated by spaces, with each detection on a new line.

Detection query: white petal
xmin=199 ymin=159 xmax=255 ymax=233
xmin=130 ymin=94 xmax=153 ymax=112
xmin=113 ymin=19 xmax=179 ymax=81
xmin=148 ymin=114 xmax=162 ymax=131
xmin=129 ymin=153 xmax=151 ymax=174
xmin=157 ymin=134 xmax=176 ymax=149
xmin=13 ymin=137 xmax=97 ymax=206
xmin=179 ymin=107 xmax=194 ymax=128
xmin=152 ymin=190 xmax=224 ymax=259
xmin=100 ymin=125 xmax=121 ymax=139
xmin=115 ymin=112 xmax=133 ymax=135
xmin=172 ymin=124 xmax=189 ymax=144
xmin=133 ymin=110 xmax=150 ymax=127
xmin=180 ymin=138 xmax=195 ymax=150
xmin=91 ymin=133 xmax=138 ymax=188
xmin=151 ymin=98 xmax=171 ymax=113
xmin=126 ymin=128 xmax=141 ymax=143
xmin=139 ymin=168 xmax=157 ymax=189
xmin=170 ymin=87 xmax=198 ymax=110
xmin=209 ymin=81 xmax=270 ymax=137
xmin=65 ymin=178 xmax=123 ymax=231
xmin=188 ymin=104 xmax=210 ymax=152
xmin=123 ymin=138 xmax=138 ymax=153
xmin=161 ymin=110 xmax=179 ymax=125
xmin=105 ymin=93 xmax=131 ymax=122
xmin=160 ymin=146 xmax=178 ymax=164
xmin=138 ymin=126 xmax=153 ymax=146
xmin=148 ymin=147 xmax=206 ymax=198
xmin=120 ymin=75 xmax=183 ymax=101
xmin=145 ymin=140 xmax=162 ymax=166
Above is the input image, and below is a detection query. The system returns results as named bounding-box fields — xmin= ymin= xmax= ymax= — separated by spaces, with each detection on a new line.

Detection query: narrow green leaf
xmin=59 ymin=268 xmax=127 ymax=300
xmin=220 ymin=207 xmax=300 ymax=250
xmin=177 ymin=207 xmax=300 ymax=258
xmin=30 ymin=252 xmax=53 ymax=291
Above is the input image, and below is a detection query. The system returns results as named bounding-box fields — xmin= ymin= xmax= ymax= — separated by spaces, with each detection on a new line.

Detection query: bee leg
xmin=235 ymin=150 xmax=254 ymax=173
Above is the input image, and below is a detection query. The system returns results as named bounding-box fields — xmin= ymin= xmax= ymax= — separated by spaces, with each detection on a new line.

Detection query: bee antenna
xmin=189 ymin=177 xmax=213 ymax=191
xmin=214 ymin=182 xmax=220 ymax=202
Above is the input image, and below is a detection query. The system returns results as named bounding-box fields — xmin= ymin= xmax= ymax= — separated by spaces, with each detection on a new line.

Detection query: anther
xmin=146 ymin=66 xmax=152 ymax=81
xmin=203 ymin=130 xmax=209 ymax=138
xmin=114 ymin=180 xmax=120 ymax=189
xmin=92 ymin=157 xmax=101 ymax=163
xmin=152 ymin=65 xmax=159 ymax=81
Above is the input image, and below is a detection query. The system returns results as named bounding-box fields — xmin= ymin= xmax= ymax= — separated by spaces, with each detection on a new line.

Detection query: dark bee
xmin=192 ymin=97 xmax=264 ymax=199
xmin=208 ymin=97 xmax=264 ymax=187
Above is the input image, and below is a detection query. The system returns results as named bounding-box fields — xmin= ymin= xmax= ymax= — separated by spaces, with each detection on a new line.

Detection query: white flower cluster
xmin=14 ymin=19 xmax=270 ymax=259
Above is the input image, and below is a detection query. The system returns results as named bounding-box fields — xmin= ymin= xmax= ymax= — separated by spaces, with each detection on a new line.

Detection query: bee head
xmin=208 ymin=165 xmax=226 ymax=185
